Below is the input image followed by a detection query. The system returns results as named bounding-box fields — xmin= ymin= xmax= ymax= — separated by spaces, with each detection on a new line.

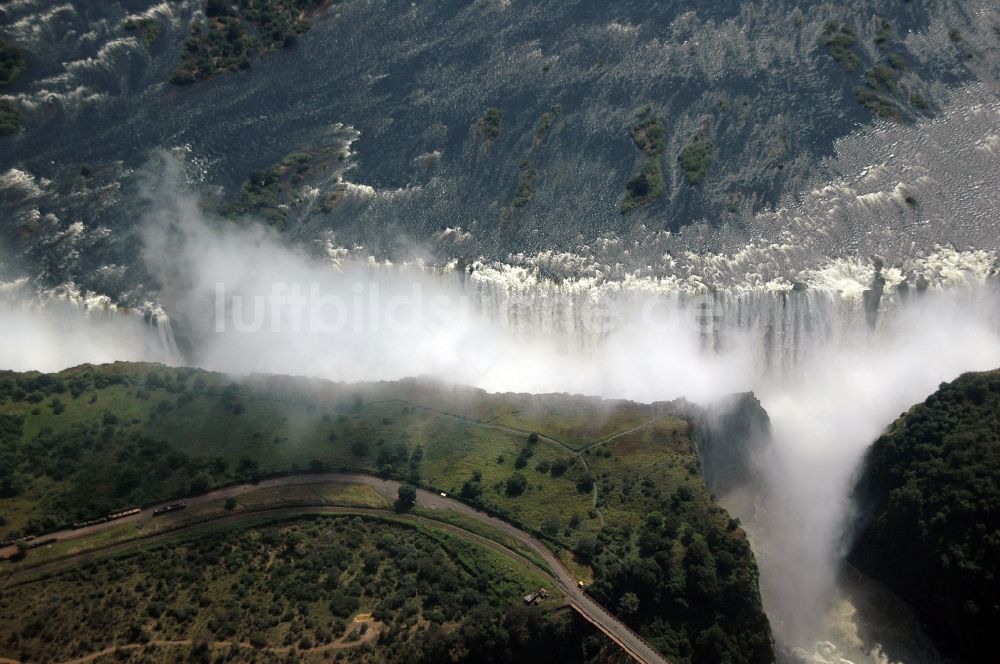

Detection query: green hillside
xmin=0 ymin=362 xmax=771 ymax=664
xmin=849 ymin=369 xmax=1000 ymax=662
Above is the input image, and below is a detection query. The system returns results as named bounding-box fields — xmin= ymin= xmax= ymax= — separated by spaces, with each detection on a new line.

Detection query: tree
xmin=550 ymin=458 xmax=569 ymax=476
xmin=189 ymin=472 xmax=212 ymax=495
xmin=528 ymin=432 xmax=539 ymax=444
xmin=396 ymin=484 xmax=417 ymax=511
xmin=505 ymin=472 xmax=528 ymax=497
xmin=236 ymin=456 xmax=260 ymax=482
xmin=460 ymin=480 xmax=484 ymax=501
xmin=575 ymin=537 xmax=599 ymax=564
xmin=618 ymin=592 xmax=640 ymax=616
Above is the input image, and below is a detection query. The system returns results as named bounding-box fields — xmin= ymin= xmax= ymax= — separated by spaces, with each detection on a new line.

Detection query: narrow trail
xmin=582 ymin=416 xmax=668 ymax=452
xmin=357 ymin=398 xmax=665 ymax=527
xmin=54 ymin=620 xmax=381 ymax=664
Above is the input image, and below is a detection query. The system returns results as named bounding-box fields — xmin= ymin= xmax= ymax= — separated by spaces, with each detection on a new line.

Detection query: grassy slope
xmin=0 ymin=362 xmax=771 ymax=664
xmin=850 ymin=369 xmax=1000 ymax=662
xmin=0 ymin=364 xmax=662 ymax=540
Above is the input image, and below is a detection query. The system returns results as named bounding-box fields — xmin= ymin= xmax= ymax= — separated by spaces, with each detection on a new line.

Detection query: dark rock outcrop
xmin=693 ymin=392 xmax=772 ymax=496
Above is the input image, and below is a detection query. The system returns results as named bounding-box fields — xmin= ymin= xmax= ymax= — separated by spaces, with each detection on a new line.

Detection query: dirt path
xmin=581 ymin=416 xmax=668 ymax=452
xmin=55 ymin=619 xmax=381 ymax=664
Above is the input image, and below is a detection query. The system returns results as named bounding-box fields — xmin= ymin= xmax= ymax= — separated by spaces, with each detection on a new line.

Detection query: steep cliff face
xmin=848 ymin=369 xmax=1000 ymax=663
xmin=692 ymin=392 xmax=771 ymax=496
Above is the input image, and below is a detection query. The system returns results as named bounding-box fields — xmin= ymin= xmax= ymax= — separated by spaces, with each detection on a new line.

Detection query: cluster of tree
xmin=474 ymin=107 xmax=503 ymax=149
xmin=677 ymin=133 xmax=713 ymax=186
xmin=819 ymin=18 xmax=929 ymax=122
xmin=850 ymin=369 xmax=1000 ymax=662
xmin=0 ymin=369 xmax=262 ymax=536
xmin=585 ymin=483 xmax=772 ymax=664
xmin=0 ymin=39 xmax=26 ymax=88
xmin=0 ymin=515 xmax=609 ymax=663
xmin=171 ymin=0 xmax=326 ymax=84
xmin=621 ymin=107 xmax=667 ymax=212
xmin=225 ymin=151 xmax=309 ymax=226
xmin=0 ymin=38 xmax=26 ymax=136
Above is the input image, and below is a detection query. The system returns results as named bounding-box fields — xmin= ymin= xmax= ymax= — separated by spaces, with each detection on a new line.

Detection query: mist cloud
xmin=0 ymin=294 xmax=176 ymax=372
xmin=137 ymin=154 xmax=757 ymax=403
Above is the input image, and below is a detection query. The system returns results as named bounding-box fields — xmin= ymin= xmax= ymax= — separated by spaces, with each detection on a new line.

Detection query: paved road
xmin=1 ymin=472 xmax=669 ymax=664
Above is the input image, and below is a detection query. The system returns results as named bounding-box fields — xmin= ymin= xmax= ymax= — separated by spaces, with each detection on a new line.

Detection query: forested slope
xmin=850 ymin=369 xmax=1000 ymax=663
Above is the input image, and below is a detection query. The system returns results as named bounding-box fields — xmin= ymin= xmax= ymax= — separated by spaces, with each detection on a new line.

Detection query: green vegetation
xmin=0 ymin=39 xmax=27 ymax=88
xmin=533 ymin=105 xmax=561 ymax=144
xmin=506 ymin=106 xmax=561 ymax=210
xmin=621 ymin=108 xmax=667 ymax=212
xmin=622 ymin=159 xmax=666 ymax=212
xmin=0 ymin=38 xmax=27 ymax=137
xmin=909 ymin=92 xmax=930 ymax=111
xmin=395 ymin=483 xmax=416 ymax=510
xmin=854 ymin=84 xmax=901 ymax=121
xmin=853 ymin=59 xmax=912 ymax=120
xmin=1 ymin=515 xmax=604 ymax=663
xmin=474 ymin=106 xmax=503 ymax=148
xmin=864 ymin=64 xmax=898 ymax=95
xmin=585 ymin=419 xmax=773 ymax=663
xmin=123 ymin=17 xmax=162 ymax=47
xmin=850 ymin=369 xmax=1000 ymax=662
xmin=512 ymin=165 xmax=538 ymax=207
xmin=0 ymin=99 xmax=20 ymax=137
xmin=630 ymin=112 xmax=667 ymax=157
xmin=820 ymin=16 xmax=929 ymax=122
xmin=0 ymin=363 xmax=772 ymax=664
xmin=171 ymin=0 xmax=327 ymax=84
xmin=886 ymin=52 xmax=907 ymax=71
xmin=820 ymin=21 xmax=861 ymax=71
xmin=226 ymin=146 xmax=344 ymax=228
xmin=874 ymin=18 xmax=892 ymax=48
xmin=678 ymin=133 xmax=713 ymax=185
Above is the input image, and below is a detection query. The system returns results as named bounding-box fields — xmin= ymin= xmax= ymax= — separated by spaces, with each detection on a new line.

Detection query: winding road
xmin=1 ymin=472 xmax=669 ymax=664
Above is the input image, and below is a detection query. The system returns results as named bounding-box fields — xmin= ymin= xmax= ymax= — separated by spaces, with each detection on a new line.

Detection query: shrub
xmin=621 ymin=159 xmax=666 ymax=212
xmin=678 ymin=134 xmax=713 ymax=185
xmin=395 ymin=484 xmax=417 ymax=511
xmin=819 ymin=21 xmax=860 ymax=70
xmin=505 ymin=472 xmax=527 ymax=497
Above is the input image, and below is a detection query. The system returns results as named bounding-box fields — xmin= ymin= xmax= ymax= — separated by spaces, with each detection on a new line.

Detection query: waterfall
xmin=0 ymin=280 xmax=181 ymax=372
xmin=464 ymin=257 xmax=997 ymax=382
